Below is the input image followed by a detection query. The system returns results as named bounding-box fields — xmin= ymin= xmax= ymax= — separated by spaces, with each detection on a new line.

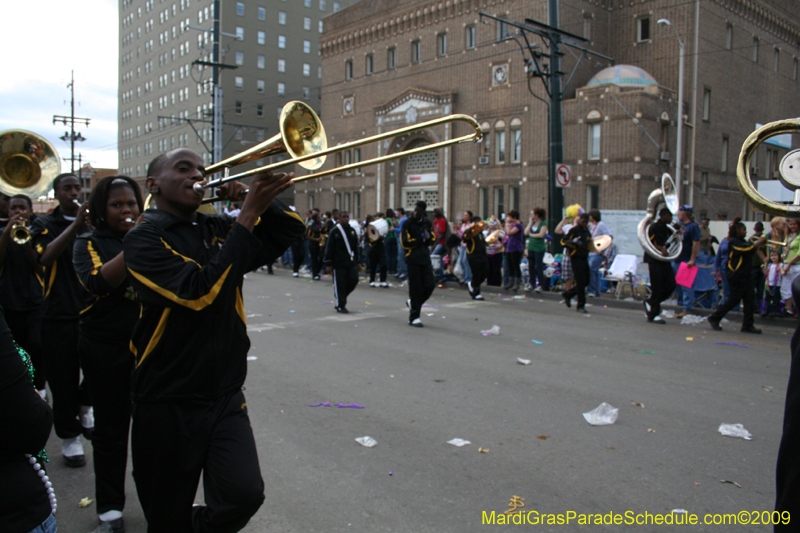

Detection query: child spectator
xmin=764 ymin=249 xmax=783 ymax=318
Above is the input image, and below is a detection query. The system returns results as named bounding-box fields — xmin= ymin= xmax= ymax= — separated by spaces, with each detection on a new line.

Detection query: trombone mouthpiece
xmin=193 ymin=183 xmax=205 ymax=195
xmin=124 ymin=218 xmax=135 ymax=224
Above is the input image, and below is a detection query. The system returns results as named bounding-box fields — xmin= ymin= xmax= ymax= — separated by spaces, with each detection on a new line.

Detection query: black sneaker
xmin=708 ymin=318 xmax=722 ymax=331
xmin=92 ymin=517 xmax=125 ymax=533
xmin=741 ymin=326 xmax=762 ymax=334
xmin=336 ymin=307 xmax=349 ymax=314
xmin=561 ymin=291 xmax=572 ymax=308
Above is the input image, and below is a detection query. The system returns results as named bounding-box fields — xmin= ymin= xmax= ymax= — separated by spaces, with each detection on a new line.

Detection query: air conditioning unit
xmin=660 ymin=151 xmax=670 ymax=161
xmin=478 ymin=156 xmax=490 ymax=165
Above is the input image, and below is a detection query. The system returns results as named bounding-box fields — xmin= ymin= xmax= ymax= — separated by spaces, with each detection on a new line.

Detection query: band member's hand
xmin=216 ymin=180 xmax=247 ymax=201
xmin=76 ymin=201 xmax=90 ymax=227
xmin=237 ymin=170 xmax=294 ymax=230
xmin=4 ymin=213 xmax=25 ymax=231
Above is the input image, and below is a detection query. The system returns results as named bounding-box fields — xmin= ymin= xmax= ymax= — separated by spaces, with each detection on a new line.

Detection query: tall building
xmin=118 ymin=0 xmax=359 ymax=195
xmin=302 ymin=0 xmax=800 ymax=223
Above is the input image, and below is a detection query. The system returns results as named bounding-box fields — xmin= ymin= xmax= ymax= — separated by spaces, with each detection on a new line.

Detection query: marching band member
xmin=123 ymin=148 xmax=304 ymax=532
xmin=307 ymin=212 xmax=323 ymax=280
xmin=324 ymin=211 xmax=360 ymax=313
xmin=73 ymin=175 xmax=143 ymax=533
xmin=366 ymin=215 xmax=388 ymax=288
xmin=462 ymin=216 xmax=488 ymax=300
xmin=401 ymin=201 xmax=436 ymax=327
xmin=560 ymin=213 xmax=591 ymax=313
xmin=643 ymin=207 xmax=677 ymax=324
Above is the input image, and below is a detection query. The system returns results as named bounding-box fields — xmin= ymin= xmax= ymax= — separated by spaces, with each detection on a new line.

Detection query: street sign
xmin=555 ymin=164 xmax=571 ymax=188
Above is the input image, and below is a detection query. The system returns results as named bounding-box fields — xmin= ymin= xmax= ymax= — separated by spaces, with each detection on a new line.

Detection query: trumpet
xmin=11 ymin=222 xmax=31 ymax=245
xmin=194 ymin=100 xmax=483 ymax=198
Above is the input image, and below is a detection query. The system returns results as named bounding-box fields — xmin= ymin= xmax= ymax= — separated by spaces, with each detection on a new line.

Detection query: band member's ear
xmin=145 ymin=177 xmax=159 ymax=195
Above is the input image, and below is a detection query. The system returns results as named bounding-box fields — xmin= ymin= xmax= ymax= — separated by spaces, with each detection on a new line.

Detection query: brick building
xmin=298 ymin=0 xmax=800 ymax=222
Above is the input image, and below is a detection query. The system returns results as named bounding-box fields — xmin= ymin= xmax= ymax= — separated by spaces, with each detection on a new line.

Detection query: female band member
xmin=73 ymin=175 xmax=143 ymax=533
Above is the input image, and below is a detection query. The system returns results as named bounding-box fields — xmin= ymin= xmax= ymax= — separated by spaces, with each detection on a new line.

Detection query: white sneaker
xmin=409 ymin=318 xmax=423 ymax=327
xmin=80 ymin=405 xmax=95 ymax=431
xmin=406 ymin=299 xmax=411 ymax=309
xmin=62 ymin=437 xmax=85 ymax=467
xmin=380 ymin=282 xmax=388 ymax=288
xmin=474 ymin=294 xmax=485 ymax=300
xmin=369 ymin=282 xmax=376 ymax=287
xmin=467 ymin=281 xmax=473 ymax=295
xmin=534 ymin=286 xmax=541 ymax=293
xmin=293 ymin=272 xmax=299 ymax=277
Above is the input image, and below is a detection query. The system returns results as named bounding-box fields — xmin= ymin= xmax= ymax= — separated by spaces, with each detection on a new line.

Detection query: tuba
xmin=737 ymin=118 xmax=800 ymax=217
xmin=0 ymin=129 xmax=61 ymax=199
xmin=638 ymin=173 xmax=682 ymax=262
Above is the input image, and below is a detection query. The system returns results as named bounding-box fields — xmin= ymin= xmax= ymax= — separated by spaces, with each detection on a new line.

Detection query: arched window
xmin=495 ymin=120 xmax=506 ymax=164
xmin=510 ymin=118 xmax=522 ymax=163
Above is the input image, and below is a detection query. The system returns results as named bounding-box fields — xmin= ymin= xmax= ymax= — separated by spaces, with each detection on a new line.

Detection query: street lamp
xmin=658 ymin=18 xmax=685 ymax=202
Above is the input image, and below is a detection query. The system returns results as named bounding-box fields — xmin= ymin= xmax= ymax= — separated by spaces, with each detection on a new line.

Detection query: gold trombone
xmin=195 ymin=101 xmax=483 ymax=200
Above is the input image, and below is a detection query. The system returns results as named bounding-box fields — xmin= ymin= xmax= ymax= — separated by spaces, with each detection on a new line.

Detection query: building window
xmin=278 ymin=59 xmax=286 ymax=72
xmin=303 ymin=87 xmax=310 ymax=100
xmin=437 ymin=33 xmax=447 ymax=56
xmin=794 ymin=58 xmax=798 ymax=80
xmin=775 ymin=48 xmax=780 ymax=71
xmin=466 ymin=25 xmax=475 ymax=49
xmin=480 ymin=187 xmax=489 ymax=218
xmin=353 ymin=147 xmax=361 ymax=174
xmin=236 ymin=2 xmax=243 ymax=16
xmin=235 ymin=76 xmax=243 ymax=89
xmin=725 ymin=24 xmax=733 ymax=50
xmin=258 ymin=7 xmax=265 ymax=20
xmin=333 ymin=1 xmax=340 ymax=11
xmin=387 ymin=47 xmax=396 ymax=69
xmin=257 ymin=31 xmax=265 ymax=45
xmin=257 ymin=79 xmax=265 ymax=93
xmin=493 ymin=186 xmax=504 ymax=218
xmin=308 ymin=194 xmax=314 ymax=210
xmin=496 ymin=19 xmax=509 ymax=41
xmin=702 ymin=88 xmax=711 ymax=121
xmin=235 ymin=51 xmax=244 ymax=66
xmin=365 ymin=54 xmax=373 ymax=75
xmin=344 ymin=192 xmax=351 ymax=211
xmin=303 ymin=63 xmax=310 ymax=77
xmin=319 ymin=20 xmax=323 ymax=33
xmin=637 ymin=17 xmax=650 ymax=42
xmin=278 ymin=11 xmax=287 ymax=25
xmin=510 ymin=186 xmax=520 ymax=212
xmin=587 ymin=185 xmax=599 ymax=210
xmin=236 ymin=26 xmax=244 ymax=40
xmin=256 ymin=104 xmax=264 ymax=117
xmin=411 ymin=40 xmax=420 ymax=63
xmin=257 ymin=55 xmax=265 ymax=69
xmin=495 ymin=120 xmax=506 ymax=164
xmin=721 ymin=136 xmax=729 ymax=172
xmin=235 ymin=100 xmax=242 ymax=115
xmin=345 ymin=60 xmax=353 ymax=80
xmin=305 ymin=0 xmax=311 ymax=6
xmin=588 ymin=123 xmax=600 ymax=159
xmin=352 ymin=192 xmax=360 ymax=218
xmin=318 ymin=66 xmax=322 ymax=78
xmin=511 ymin=126 xmax=521 ymax=163
xmin=278 ymin=35 xmax=286 ymax=48
xmin=700 ymin=172 xmax=708 ymax=193
xmin=278 ymin=83 xmax=285 ymax=95
xmin=320 ymin=0 xmax=326 ymax=10
xmin=303 ymin=40 xmax=311 ymax=53
xmin=335 ymin=193 xmax=341 ymax=210
xmin=304 ymin=17 xmax=311 ymax=30
xmin=753 ymin=37 xmax=759 ymax=62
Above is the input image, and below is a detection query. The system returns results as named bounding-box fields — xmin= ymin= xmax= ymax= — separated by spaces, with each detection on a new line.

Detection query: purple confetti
xmin=309 ymin=402 xmax=333 ymax=407
xmin=336 ymin=403 xmax=365 ymax=408
xmin=715 ymin=341 xmax=749 ymax=348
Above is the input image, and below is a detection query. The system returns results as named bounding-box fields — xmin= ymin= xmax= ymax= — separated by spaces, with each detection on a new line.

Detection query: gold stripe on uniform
xmin=44 ymin=264 xmax=57 ymax=300
xmin=160 ymin=238 xmax=200 ymax=266
xmin=236 ymin=287 xmax=246 ymax=324
xmin=128 ymin=265 xmax=232 ymax=311
xmin=136 ymin=308 xmax=171 ymax=367
xmin=87 ymin=241 xmax=104 ymax=275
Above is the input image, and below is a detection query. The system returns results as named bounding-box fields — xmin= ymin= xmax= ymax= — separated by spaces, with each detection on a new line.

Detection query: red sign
xmin=555 ymin=164 xmax=571 ymax=188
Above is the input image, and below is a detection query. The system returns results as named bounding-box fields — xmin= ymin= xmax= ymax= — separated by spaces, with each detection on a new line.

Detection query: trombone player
xmin=123 ymin=148 xmax=305 ymax=532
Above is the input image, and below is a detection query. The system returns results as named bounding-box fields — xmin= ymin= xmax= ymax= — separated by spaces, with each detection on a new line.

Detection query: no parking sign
xmin=555 ymin=164 xmax=571 ymax=188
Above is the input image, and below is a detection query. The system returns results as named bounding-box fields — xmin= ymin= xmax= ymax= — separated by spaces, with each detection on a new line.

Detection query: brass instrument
xmin=485 ymin=229 xmax=502 ymax=243
xmin=11 ymin=222 xmax=31 ymax=245
xmin=193 ymin=100 xmax=483 ymax=198
xmin=737 ymin=118 xmax=800 ymax=217
xmin=0 ymin=129 xmax=60 ymax=199
xmin=590 ymin=234 xmax=613 ymax=253
xmin=638 ymin=173 xmax=683 ymax=261
xmin=463 ymin=221 xmax=485 ymax=240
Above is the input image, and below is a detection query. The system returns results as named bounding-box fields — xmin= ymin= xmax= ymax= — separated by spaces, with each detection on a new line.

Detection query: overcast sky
xmin=1 ymin=0 xmax=119 ymax=171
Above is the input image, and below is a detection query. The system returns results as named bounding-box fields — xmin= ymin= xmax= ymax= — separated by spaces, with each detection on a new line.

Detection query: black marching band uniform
xmin=462 ymin=226 xmax=489 ymax=300
xmin=643 ymin=219 xmax=677 ymax=321
xmin=561 ymin=223 xmax=591 ymax=312
xmin=401 ymin=212 xmax=436 ymax=324
xmin=123 ymin=201 xmax=304 ymax=532
xmin=367 ymin=225 xmax=387 ymax=285
xmin=307 ymin=220 xmax=323 ymax=279
xmin=324 ymin=221 xmax=359 ymax=312
xmin=74 ymin=227 xmax=140 ymax=523
xmin=707 ymin=235 xmax=759 ymax=330
xmin=31 ymin=207 xmax=93 ymax=451
xmin=291 ymin=229 xmax=306 ymax=276
xmin=0 ymin=221 xmax=45 ymax=391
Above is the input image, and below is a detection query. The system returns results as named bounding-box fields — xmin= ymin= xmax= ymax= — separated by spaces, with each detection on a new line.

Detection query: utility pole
xmin=479 ymin=8 xmax=613 ymax=245
xmin=53 ymin=70 xmax=91 ymax=196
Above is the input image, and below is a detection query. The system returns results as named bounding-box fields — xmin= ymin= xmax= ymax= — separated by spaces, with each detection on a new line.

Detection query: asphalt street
xmin=45 ymin=267 xmax=795 ymax=532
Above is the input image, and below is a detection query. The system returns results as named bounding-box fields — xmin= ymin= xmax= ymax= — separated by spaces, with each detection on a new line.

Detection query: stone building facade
xmin=297 ymin=0 xmax=799 ymax=222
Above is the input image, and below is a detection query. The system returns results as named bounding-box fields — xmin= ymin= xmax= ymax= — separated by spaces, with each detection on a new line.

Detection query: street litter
xmin=355 ymin=436 xmax=377 ymax=448
xmin=79 ymin=498 xmax=93 ymax=508
xmin=718 ymin=423 xmax=752 ymax=440
xmin=337 ymin=403 xmax=365 ymax=408
xmin=479 ymin=447 xmax=489 ymax=453
xmin=631 ymin=402 xmax=645 ymax=408
xmin=686 ymin=337 xmax=694 ymax=341
xmin=716 ymin=341 xmax=749 ymax=348
xmin=480 ymin=325 xmax=500 ymax=336
xmin=447 ymin=438 xmax=471 ymax=447
xmin=512 ymin=295 xmax=526 ymax=300
xmin=427 ymin=313 xmax=435 ymax=316
xmin=763 ymin=386 xmax=774 ymax=392
xmin=290 ymin=310 xmax=296 ymax=313
xmin=647 ymin=428 xmax=656 ymax=433
xmin=681 ymin=314 xmax=706 ymax=325
xmin=246 ymin=313 xmax=262 ymax=318
xmin=309 ymin=402 xmax=332 ymax=407
xmin=721 ymin=480 xmax=742 ymax=488
xmin=662 ymin=310 xmax=675 ymax=318
xmin=582 ymin=402 xmax=619 ymax=426
xmin=246 ymin=356 xmax=258 ymax=361
xmin=531 ymin=340 xmax=543 ymax=345
xmin=537 ymin=436 xmax=549 ymax=440
xmin=638 ymin=351 xmax=655 ymax=354
xmin=672 ymin=510 xmax=688 ymax=514
xmin=517 ymin=358 xmax=531 ymax=365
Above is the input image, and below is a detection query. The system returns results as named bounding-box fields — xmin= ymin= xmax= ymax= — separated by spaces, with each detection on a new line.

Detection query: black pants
xmin=292 ymin=241 xmax=306 ymax=274
xmin=709 ymin=273 xmax=755 ymax=329
xmin=368 ymin=243 xmax=387 ymax=283
xmin=468 ymin=255 xmax=489 ymax=297
xmin=766 ymin=285 xmax=781 ymax=315
xmin=131 ymin=389 xmax=264 ymax=533
xmin=309 ymin=243 xmax=321 ymax=278
xmin=505 ymin=251 xmax=523 ymax=279
xmin=6 ymin=308 xmax=45 ymax=390
xmin=564 ymin=256 xmax=589 ymax=309
xmin=42 ymin=318 xmax=90 ymax=439
xmin=333 ymin=264 xmax=359 ymax=309
xmin=487 ymin=254 xmax=503 ymax=286
xmin=408 ymin=262 xmax=436 ymax=321
xmin=776 ymin=322 xmax=800 ymax=531
xmin=81 ymin=336 xmax=133 ymax=514
xmin=646 ymin=261 xmax=677 ymax=319
xmin=531 ymin=251 xmax=550 ymax=291
xmin=752 ymin=266 xmax=765 ymax=306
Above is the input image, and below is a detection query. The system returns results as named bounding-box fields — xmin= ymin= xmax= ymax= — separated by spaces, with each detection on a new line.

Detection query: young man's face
xmin=414 ymin=205 xmax=426 ymax=219
xmin=8 ymin=198 xmax=31 ymax=220
xmin=55 ymin=176 xmax=82 ymax=215
xmin=339 ymin=213 xmax=350 ymax=226
xmin=148 ymin=149 xmax=205 ymax=216
xmin=579 ymin=217 xmax=589 ymax=228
